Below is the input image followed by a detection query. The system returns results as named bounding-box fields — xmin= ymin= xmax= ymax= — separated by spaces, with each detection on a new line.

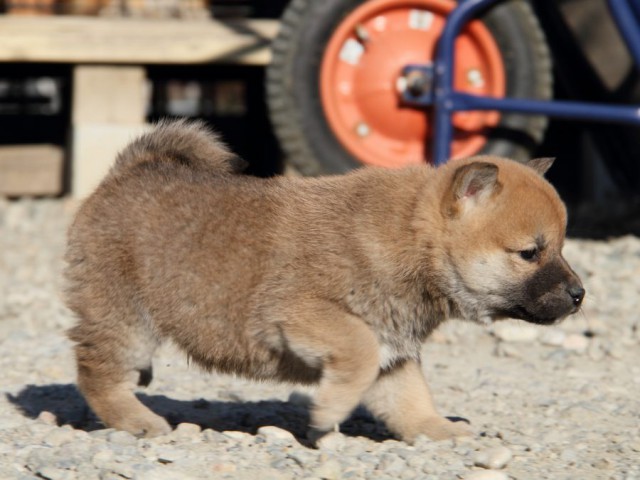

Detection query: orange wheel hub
xmin=320 ymin=0 xmax=506 ymax=168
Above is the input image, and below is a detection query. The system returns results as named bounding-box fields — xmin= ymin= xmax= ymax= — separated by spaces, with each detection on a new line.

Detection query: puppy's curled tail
xmin=110 ymin=119 xmax=246 ymax=177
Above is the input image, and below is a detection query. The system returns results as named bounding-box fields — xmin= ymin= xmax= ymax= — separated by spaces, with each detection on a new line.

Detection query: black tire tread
xmin=267 ymin=0 xmax=324 ymax=175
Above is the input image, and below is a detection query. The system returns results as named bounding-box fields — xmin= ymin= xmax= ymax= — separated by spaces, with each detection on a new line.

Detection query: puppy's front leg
xmin=281 ymin=303 xmax=381 ymax=439
xmin=362 ymin=359 xmax=472 ymax=443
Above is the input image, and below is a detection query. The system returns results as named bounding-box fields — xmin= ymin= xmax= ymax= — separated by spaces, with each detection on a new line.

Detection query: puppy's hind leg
xmin=281 ymin=303 xmax=381 ymax=442
xmin=69 ymin=317 xmax=171 ymax=438
xmin=362 ymin=359 xmax=472 ymax=443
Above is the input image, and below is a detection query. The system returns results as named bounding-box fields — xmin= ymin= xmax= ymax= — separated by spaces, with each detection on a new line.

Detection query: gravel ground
xmin=1 ymin=197 xmax=639 ymax=480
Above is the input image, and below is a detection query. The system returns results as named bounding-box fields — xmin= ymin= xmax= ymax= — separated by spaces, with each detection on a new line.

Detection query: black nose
xmin=568 ymin=285 xmax=585 ymax=307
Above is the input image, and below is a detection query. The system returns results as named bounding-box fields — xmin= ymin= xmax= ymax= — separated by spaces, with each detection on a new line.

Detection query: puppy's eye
xmin=519 ymin=248 xmax=538 ymax=261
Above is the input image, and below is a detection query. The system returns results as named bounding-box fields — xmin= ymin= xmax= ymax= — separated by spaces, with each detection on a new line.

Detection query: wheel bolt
xmin=467 ymin=68 xmax=484 ymax=87
xmin=406 ymin=70 xmax=429 ymax=96
xmin=355 ymin=122 xmax=370 ymax=137
xmin=355 ymin=23 xmax=370 ymax=43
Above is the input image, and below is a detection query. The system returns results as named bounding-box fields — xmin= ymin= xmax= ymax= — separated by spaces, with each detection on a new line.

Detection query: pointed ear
xmin=444 ymin=162 xmax=500 ymax=217
xmin=452 ymin=162 xmax=499 ymax=200
xmin=527 ymin=157 xmax=555 ymax=176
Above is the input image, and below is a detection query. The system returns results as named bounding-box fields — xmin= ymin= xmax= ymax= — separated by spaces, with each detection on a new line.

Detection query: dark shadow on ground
xmin=6 ymin=384 xmax=395 ymax=442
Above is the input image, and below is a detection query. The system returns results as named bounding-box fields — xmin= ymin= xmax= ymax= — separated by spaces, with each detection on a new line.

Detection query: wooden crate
xmin=0 ymin=145 xmax=64 ymax=196
xmin=5 ymin=0 xmax=56 ymax=15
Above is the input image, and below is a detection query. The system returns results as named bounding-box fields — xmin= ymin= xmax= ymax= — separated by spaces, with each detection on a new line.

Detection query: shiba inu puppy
xmin=65 ymin=121 xmax=584 ymax=442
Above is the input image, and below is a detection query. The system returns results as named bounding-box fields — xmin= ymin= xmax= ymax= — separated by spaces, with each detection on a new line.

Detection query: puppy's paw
xmin=403 ymin=416 xmax=473 ymax=443
xmin=305 ymin=428 xmax=347 ymax=450
xmin=114 ymin=414 xmax=172 ymax=438
xmin=303 ymin=427 xmax=325 ymax=449
xmin=305 ymin=425 xmax=339 ymax=448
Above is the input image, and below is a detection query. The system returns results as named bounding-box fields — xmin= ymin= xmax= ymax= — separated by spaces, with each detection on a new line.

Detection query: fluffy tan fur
xmin=65 ymin=120 xmax=583 ymax=442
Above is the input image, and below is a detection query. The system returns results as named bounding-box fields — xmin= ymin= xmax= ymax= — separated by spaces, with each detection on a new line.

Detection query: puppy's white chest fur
xmin=378 ymin=343 xmax=398 ymax=370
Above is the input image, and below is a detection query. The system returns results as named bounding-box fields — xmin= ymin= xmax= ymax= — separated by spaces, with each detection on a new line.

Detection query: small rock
xmin=155 ymin=446 xmax=185 ymax=464
xmin=387 ymin=447 xmax=416 ymax=460
xmin=222 ymin=430 xmax=251 ymax=441
xmin=287 ymin=450 xmax=317 ymax=468
xmin=270 ymin=458 xmax=293 ymax=470
xmin=0 ymin=415 xmax=27 ymax=431
xmin=592 ymin=458 xmax=614 ymax=470
xmin=89 ymin=429 xmax=117 ymax=440
xmin=36 ymin=466 xmax=77 ymax=480
xmin=455 ymin=443 xmax=472 ymax=456
xmin=406 ymin=455 xmax=427 ymax=469
xmin=463 ymin=470 xmax=509 ymax=480
xmin=399 ymin=469 xmax=418 ymax=480
xmin=562 ymin=334 xmax=589 ymax=352
xmin=93 ymin=458 xmax=135 ymax=478
xmin=37 ymin=411 xmax=58 ymax=426
xmin=316 ymin=431 xmax=347 ymax=451
xmin=445 ymin=457 xmax=466 ymax=470
xmin=605 ymin=344 xmax=625 ymax=359
xmin=494 ymin=343 xmax=521 ymax=358
xmin=27 ymin=446 xmax=58 ymax=470
xmin=528 ymin=443 xmax=543 ymax=453
xmin=72 ymin=429 xmax=91 ymax=442
xmin=492 ymin=323 xmax=539 ymax=343
xmin=257 ymin=468 xmax=293 ymax=480
xmin=75 ymin=465 xmax=100 ymax=479
xmin=543 ymin=348 xmax=569 ymax=362
xmin=91 ymin=449 xmax=114 ymax=466
xmin=376 ymin=453 xmax=405 ymax=473
xmin=473 ymin=446 xmax=512 ymax=469
xmin=560 ymin=449 xmax=578 ymax=464
xmin=143 ymin=465 xmax=197 ymax=480
xmin=212 ymin=463 xmax=237 ymax=473
xmin=107 ymin=430 xmax=137 ymax=446
xmin=54 ymin=443 xmax=93 ymax=468
xmin=202 ymin=429 xmax=227 ymax=443
xmin=356 ymin=453 xmax=379 ymax=465
xmin=584 ymin=317 xmax=608 ymax=336
xmin=43 ymin=428 xmax=76 ymax=447
xmin=257 ymin=426 xmax=297 ymax=444
xmin=587 ymin=340 xmax=605 ymax=361
xmin=313 ymin=459 xmax=342 ymax=480
xmin=539 ymin=328 xmax=566 ymax=347
xmin=41 ymin=365 xmax=67 ymax=381
xmin=173 ymin=422 xmax=202 ymax=438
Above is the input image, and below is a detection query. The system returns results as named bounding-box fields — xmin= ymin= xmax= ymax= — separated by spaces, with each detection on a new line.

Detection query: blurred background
xmin=0 ymin=0 xmax=638 ymax=236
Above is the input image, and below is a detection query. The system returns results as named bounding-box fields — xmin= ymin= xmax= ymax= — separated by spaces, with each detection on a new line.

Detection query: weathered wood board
xmin=0 ymin=145 xmax=64 ymax=196
xmin=0 ymin=17 xmax=278 ymax=65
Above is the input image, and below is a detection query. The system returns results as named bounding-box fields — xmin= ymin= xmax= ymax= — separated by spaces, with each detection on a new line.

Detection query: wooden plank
xmin=0 ymin=145 xmax=63 ymax=196
xmin=72 ymin=66 xmax=147 ymax=124
xmin=0 ymin=17 xmax=278 ymax=65
xmin=70 ymin=66 xmax=149 ymax=197
xmin=71 ymin=123 xmax=152 ymax=198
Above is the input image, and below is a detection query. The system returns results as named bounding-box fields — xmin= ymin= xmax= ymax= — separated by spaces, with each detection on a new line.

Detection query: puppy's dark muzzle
xmin=501 ymin=278 xmax=586 ymax=325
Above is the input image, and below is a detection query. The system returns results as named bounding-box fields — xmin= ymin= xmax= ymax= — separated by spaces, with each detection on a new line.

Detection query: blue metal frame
xmin=401 ymin=0 xmax=640 ymax=166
